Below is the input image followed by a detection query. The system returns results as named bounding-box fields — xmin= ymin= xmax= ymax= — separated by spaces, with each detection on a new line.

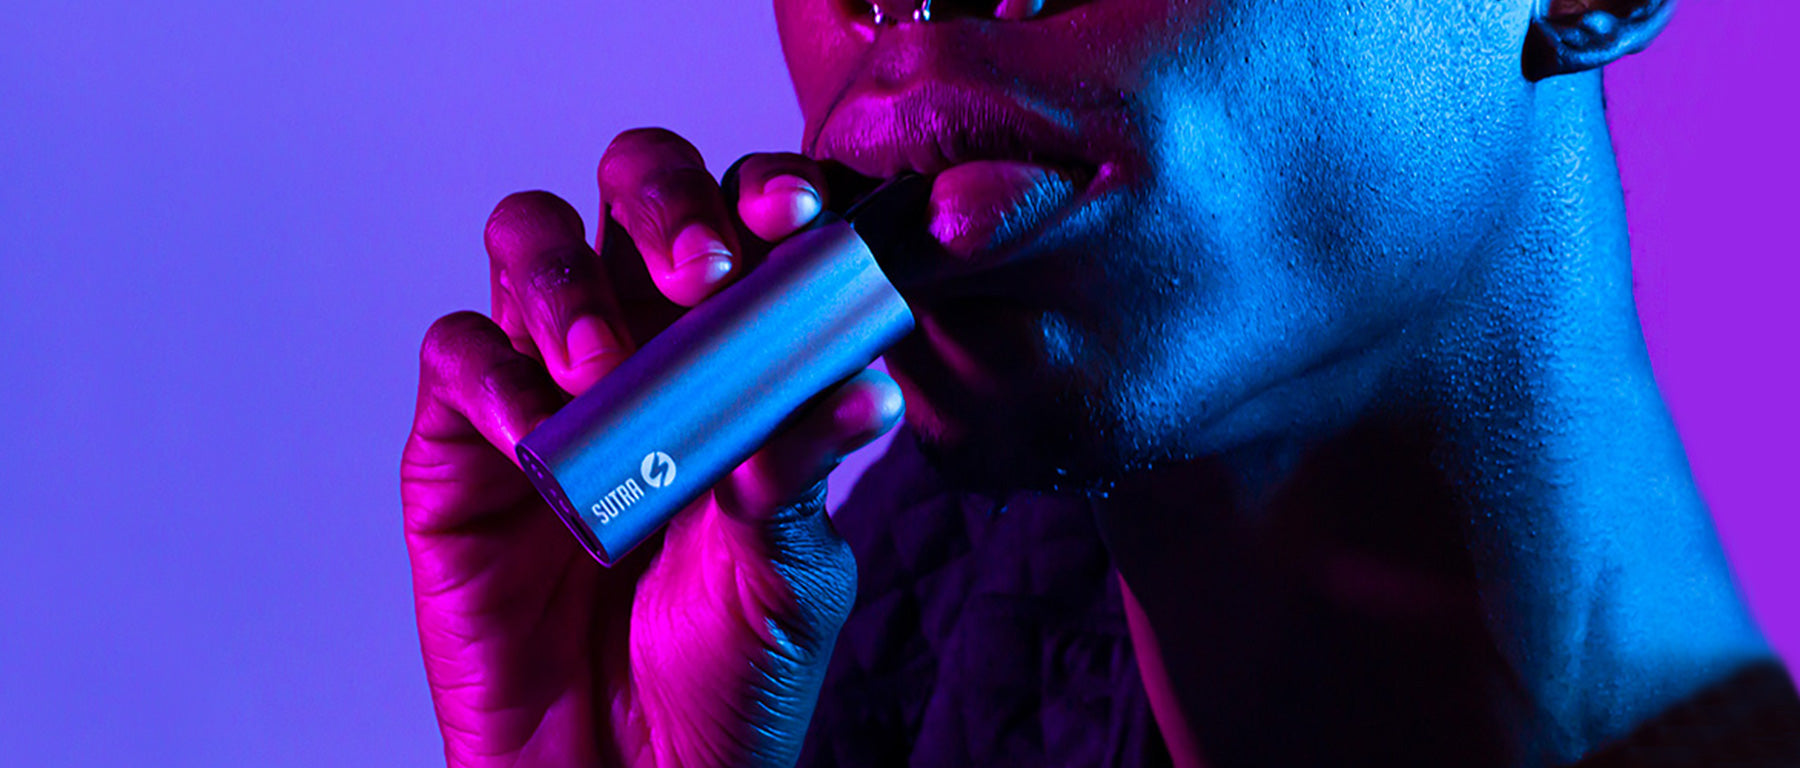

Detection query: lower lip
xmin=927 ymin=160 xmax=1077 ymax=260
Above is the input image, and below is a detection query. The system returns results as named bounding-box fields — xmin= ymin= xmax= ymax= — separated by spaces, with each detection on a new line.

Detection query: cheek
xmin=1139 ymin=0 xmax=1532 ymax=332
xmin=1280 ymin=4 xmax=1533 ymax=300
xmin=1059 ymin=1 xmax=1536 ymax=447
xmin=775 ymin=1 xmax=870 ymax=133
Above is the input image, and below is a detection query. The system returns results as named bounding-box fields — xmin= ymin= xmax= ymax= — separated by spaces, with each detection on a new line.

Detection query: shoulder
xmin=1576 ymin=660 xmax=1800 ymax=767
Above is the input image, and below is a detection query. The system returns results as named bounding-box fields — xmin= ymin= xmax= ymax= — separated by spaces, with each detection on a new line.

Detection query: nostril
xmin=857 ymin=0 xmax=918 ymax=24
xmin=855 ymin=0 xmax=1050 ymax=24
xmin=992 ymin=0 xmax=1046 ymax=20
xmin=855 ymin=0 xmax=905 ymax=25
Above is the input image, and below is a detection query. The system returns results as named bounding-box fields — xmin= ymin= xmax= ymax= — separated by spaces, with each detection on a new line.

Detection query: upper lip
xmin=811 ymin=82 xmax=1094 ymax=181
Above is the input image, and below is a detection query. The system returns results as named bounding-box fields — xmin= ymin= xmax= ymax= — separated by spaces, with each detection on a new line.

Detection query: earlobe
xmin=1522 ymin=0 xmax=1678 ymax=81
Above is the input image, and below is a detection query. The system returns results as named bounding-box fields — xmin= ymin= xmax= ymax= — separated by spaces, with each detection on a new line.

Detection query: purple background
xmin=0 ymin=2 xmax=1792 ymax=764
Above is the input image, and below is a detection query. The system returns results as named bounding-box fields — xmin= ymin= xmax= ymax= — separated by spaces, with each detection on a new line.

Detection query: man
xmin=399 ymin=0 xmax=1800 ymax=765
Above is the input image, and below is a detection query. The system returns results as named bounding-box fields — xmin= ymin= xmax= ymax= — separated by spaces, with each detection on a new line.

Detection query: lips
xmin=813 ymin=82 xmax=1093 ymax=263
xmin=927 ymin=160 xmax=1076 ymax=256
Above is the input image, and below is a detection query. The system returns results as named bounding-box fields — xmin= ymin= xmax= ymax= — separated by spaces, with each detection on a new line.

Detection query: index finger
xmin=598 ymin=128 xmax=741 ymax=308
xmin=485 ymin=190 xmax=634 ymax=396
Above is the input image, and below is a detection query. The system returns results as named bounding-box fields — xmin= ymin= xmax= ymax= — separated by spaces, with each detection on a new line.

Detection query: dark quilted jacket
xmin=799 ymin=429 xmax=1170 ymax=768
xmin=798 ymin=429 xmax=1800 ymax=767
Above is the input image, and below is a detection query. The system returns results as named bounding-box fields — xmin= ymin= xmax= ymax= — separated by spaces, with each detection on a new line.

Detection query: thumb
xmin=711 ymin=368 xmax=902 ymax=639
xmin=675 ymin=368 xmax=899 ymax=768
xmin=715 ymin=368 xmax=905 ymax=523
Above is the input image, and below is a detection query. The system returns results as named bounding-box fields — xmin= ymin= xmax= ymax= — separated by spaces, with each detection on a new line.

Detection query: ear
xmin=1523 ymin=0 xmax=1678 ymax=81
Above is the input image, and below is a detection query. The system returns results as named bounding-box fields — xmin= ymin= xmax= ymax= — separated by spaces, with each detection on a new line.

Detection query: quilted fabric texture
xmin=799 ymin=429 xmax=1171 ymax=768
xmin=798 ymin=429 xmax=1800 ymax=766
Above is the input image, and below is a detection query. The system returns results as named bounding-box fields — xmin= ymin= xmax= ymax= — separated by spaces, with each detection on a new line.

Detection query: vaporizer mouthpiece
xmin=846 ymin=172 xmax=935 ymax=289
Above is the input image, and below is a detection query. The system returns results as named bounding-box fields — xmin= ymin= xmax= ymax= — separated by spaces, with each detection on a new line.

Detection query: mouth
xmin=812 ymin=82 xmax=1097 ymax=269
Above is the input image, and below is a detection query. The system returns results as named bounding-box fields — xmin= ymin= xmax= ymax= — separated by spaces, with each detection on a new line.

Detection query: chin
xmin=900 ymin=400 xmax=1136 ymax=497
xmin=883 ymin=309 xmax=1156 ymax=496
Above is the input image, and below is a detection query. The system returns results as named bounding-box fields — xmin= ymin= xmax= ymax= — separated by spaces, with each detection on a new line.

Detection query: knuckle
xmin=489 ymin=189 xmax=565 ymax=222
xmin=776 ymin=509 xmax=858 ymax=637
xmin=522 ymin=244 xmax=598 ymax=295
xmin=613 ymin=166 xmax=721 ymax=242
xmin=476 ymin=353 xmax=546 ymax=403
xmin=485 ymin=191 xmax=583 ymax=262
xmin=610 ymin=127 xmax=701 ymax=159
xmin=600 ymin=127 xmax=705 ymax=188
xmin=419 ymin=311 xmax=500 ymax=390
xmin=636 ymin=164 xmax=718 ymax=211
xmin=420 ymin=312 xmax=489 ymax=368
xmin=614 ymin=184 xmax=672 ymax=241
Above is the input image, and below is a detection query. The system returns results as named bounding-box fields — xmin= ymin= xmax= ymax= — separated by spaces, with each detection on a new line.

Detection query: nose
xmin=864 ymin=0 xmax=1048 ymax=23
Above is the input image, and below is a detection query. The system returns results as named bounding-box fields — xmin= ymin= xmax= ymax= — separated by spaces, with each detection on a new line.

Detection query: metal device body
xmin=517 ymin=217 xmax=914 ymax=566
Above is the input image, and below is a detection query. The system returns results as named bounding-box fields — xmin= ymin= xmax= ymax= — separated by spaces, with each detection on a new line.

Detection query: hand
xmin=400 ymin=128 xmax=899 ymax=767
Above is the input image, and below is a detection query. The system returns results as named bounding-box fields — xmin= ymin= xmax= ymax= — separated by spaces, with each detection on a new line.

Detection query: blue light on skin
xmin=780 ymin=0 xmax=1769 ymax=763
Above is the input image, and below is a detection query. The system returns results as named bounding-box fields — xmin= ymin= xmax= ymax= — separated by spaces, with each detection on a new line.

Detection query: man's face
xmin=776 ymin=0 xmax=1538 ymax=490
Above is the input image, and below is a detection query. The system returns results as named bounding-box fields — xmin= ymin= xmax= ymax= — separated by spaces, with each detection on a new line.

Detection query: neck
xmin=1096 ymin=72 xmax=1770 ymax=767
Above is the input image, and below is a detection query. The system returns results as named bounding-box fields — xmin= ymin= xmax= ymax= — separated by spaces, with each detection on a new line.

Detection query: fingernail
xmin=750 ymin=175 xmax=823 ymax=239
xmin=681 ymin=254 xmax=735 ymax=286
xmin=565 ymin=315 xmax=626 ymax=369
xmin=763 ymin=175 xmax=821 ymax=210
xmin=671 ymin=222 xmax=734 ymax=269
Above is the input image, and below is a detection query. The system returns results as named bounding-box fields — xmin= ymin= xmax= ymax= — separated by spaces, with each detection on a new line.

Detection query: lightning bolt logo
xmin=640 ymin=451 xmax=677 ymax=489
